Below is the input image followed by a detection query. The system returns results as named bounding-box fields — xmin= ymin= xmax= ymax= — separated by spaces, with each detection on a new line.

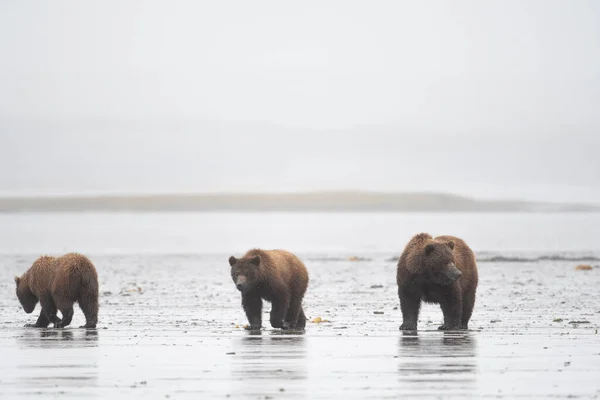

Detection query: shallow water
xmin=1 ymin=211 xmax=600 ymax=255
xmin=1 ymin=213 xmax=600 ymax=398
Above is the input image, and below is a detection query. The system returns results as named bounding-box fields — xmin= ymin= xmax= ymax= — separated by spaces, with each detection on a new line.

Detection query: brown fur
xmin=396 ymin=233 xmax=478 ymax=331
xmin=228 ymin=249 xmax=309 ymax=330
xmin=15 ymin=253 xmax=99 ymax=329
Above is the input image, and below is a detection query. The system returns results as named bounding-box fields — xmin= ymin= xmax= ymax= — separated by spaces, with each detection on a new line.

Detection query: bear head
xmin=422 ymin=240 xmax=462 ymax=285
xmin=228 ymin=255 xmax=261 ymax=294
xmin=14 ymin=276 xmax=37 ymax=313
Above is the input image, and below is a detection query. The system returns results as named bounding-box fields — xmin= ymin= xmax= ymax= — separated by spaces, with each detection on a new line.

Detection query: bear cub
xmin=229 ymin=249 xmax=309 ymax=331
xmin=15 ymin=253 xmax=99 ymax=329
xmin=397 ymin=233 xmax=478 ymax=331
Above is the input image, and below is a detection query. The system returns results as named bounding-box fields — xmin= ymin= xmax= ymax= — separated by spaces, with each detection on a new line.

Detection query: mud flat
xmin=1 ymin=254 xmax=599 ymax=399
xmin=0 ymin=192 xmax=597 ymax=213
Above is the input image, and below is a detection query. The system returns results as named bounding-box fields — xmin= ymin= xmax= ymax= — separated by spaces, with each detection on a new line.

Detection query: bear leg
xmin=284 ymin=296 xmax=304 ymax=330
xmin=25 ymin=311 xmax=51 ymax=328
xmin=78 ymin=293 xmax=98 ymax=329
xmin=242 ymin=295 xmax=263 ymax=330
xmin=270 ymin=298 xmax=290 ymax=329
xmin=438 ymin=286 xmax=463 ymax=330
xmin=461 ymin=289 xmax=476 ymax=330
xmin=57 ymin=307 xmax=74 ymax=328
xmin=399 ymin=289 xmax=421 ymax=331
xmin=39 ymin=294 xmax=61 ymax=327
xmin=295 ymin=307 xmax=307 ymax=330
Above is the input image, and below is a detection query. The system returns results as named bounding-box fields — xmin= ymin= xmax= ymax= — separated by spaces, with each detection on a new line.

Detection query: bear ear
xmin=250 ymin=255 xmax=260 ymax=266
xmin=446 ymin=241 xmax=455 ymax=250
xmin=424 ymin=244 xmax=435 ymax=255
xmin=14 ymin=276 xmax=20 ymax=285
xmin=228 ymin=256 xmax=237 ymax=267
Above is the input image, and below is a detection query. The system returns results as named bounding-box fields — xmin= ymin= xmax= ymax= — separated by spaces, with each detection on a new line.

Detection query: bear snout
xmin=445 ymin=265 xmax=462 ymax=282
xmin=235 ymin=275 xmax=247 ymax=292
xmin=22 ymin=301 xmax=36 ymax=313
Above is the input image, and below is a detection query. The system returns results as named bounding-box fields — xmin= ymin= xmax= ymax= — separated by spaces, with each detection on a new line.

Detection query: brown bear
xmin=14 ymin=253 xmax=99 ymax=329
xmin=396 ymin=233 xmax=478 ymax=331
xmin=228 ymin=249 xmax=309 ymax=331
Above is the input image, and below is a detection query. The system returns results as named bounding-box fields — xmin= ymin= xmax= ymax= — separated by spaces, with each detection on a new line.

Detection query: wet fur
xmin=229 ymin=249 xmax=309 ymax=330
xmin=15 ymin=253 xmax=99 ymax=329
xmin=397 ymin=233 xmax=478 ymax=331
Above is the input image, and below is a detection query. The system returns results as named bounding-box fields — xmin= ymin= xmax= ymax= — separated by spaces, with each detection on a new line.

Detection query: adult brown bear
xmin=229 ymin=249 xmax=309 ymax=330
xmin=397 ymin=233 xmax=478 ymax=331
xmin=15 ymin=253 xmax=99 ymax=329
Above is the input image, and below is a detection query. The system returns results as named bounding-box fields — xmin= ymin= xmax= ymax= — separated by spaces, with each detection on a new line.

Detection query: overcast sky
xmin=1 ymin=1 xmax=599 ymax=202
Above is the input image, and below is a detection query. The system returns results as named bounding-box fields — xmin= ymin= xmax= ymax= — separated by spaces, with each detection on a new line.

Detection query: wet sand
xmin=1 ymin=254 xmax=599 ymax=398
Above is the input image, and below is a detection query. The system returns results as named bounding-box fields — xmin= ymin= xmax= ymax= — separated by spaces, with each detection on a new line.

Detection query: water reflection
xmin=17 ymin=328 xmax=99 ymax=349
xmin=10 ymin=328 xmax=99 ymax=396
xmin=398 ymin=331 xmax=477 ymax=393
xmin=229 ymin=331 xmax=307 ymax=398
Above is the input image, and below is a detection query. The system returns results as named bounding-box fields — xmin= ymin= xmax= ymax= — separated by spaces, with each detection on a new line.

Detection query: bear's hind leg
xmin=399 ymin=289 xmax=421 ymax=331
xmin=57 ymin=307 xmax=74 ymax=328
xmin=78 ymin=294 xmax=98 ymax=329
xmin=461 ymin=289 xmax=476 ymax=330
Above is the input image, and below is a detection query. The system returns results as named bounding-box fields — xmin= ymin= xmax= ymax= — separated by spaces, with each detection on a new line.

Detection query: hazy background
xmin=1 ymin=1 xmax=599 ymax=203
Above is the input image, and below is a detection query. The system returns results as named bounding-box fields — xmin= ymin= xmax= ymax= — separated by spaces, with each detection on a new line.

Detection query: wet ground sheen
xmin=1 ymin=253 xmax=599 ymax=399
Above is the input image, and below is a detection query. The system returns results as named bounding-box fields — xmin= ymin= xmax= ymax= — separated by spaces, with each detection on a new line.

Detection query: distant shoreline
xmin=0 ymin=192 xmax=597 ymax=213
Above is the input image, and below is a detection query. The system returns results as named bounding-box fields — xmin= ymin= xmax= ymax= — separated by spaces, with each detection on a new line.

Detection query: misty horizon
xmin=1 ymin=1 xmax=599 ymax=204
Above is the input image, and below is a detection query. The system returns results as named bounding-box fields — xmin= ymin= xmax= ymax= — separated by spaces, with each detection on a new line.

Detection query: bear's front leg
xmin=438 ymin=285 xmax=463 ymax=330
xmin=242 ymin=294 xmax=262 ymax=330
xmin=399 ymin=288 xmax=421 ymax=331
xmin=24 ymin=311 xmax=51 ymax=328
xmin=39 ymin=294 xmax=61 ymax=328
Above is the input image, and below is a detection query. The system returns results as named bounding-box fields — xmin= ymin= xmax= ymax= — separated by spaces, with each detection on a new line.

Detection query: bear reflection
xmin=18 ymin=328 xmax=99 ymax=349
xmin=229 ymin=332 xmax=307 ymax=398
xmin=397 ymin=331 xmax=477 ymax=389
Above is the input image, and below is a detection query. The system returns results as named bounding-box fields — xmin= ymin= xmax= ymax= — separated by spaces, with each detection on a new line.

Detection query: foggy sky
xmin=1 ymin=1 xmax=599 ymax=202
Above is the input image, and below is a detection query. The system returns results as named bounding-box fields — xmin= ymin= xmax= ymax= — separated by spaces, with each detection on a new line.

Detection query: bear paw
xmin=24 ymin=323 xmax=44 ymax=328
xmin=399 ymin=323 xmax=417 ymax=331
xmin=244 ymin=324 xmax=261 ymax=331
xmin=438 ymin=324 xmax=460 ymax=331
